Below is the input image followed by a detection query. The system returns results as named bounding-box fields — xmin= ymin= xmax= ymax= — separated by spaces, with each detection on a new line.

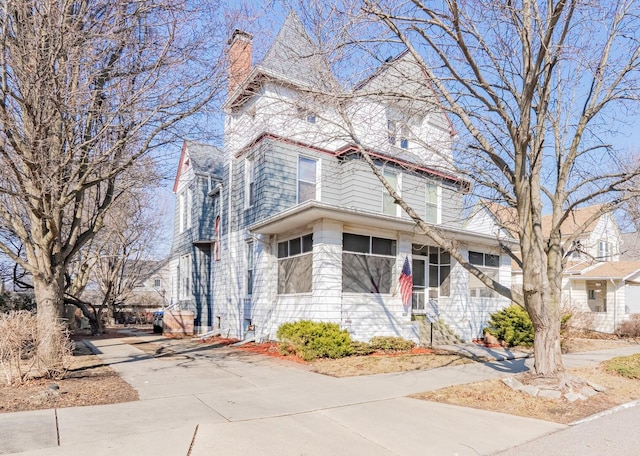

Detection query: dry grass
xmin=0 ymin=341 xmax=138 ymax=413
xmin=310 ymin=351 xmax=473 ymax=377
xmin=411 ymin=364 xmax=640 ymax=424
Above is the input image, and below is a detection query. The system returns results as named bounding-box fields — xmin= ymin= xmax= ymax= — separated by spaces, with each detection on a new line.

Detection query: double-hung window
xmin=382 ymin=170 xmax=399 ymax=216
xmin=245 ymin=158 xmax=255 ymax=208
xmin=178 ymin=192 xmax=185 ymax=233
xmin=387 ymin=108 xmax=409 ymax=149
xmin=342 ymin=234 xmax=396 ymax=293
xmin=598 ymin=241 xmax=611 ymax=260
xmin=179 ymin=254 xmax=191 ymax=299
xmin=277 ymin=234 xmax=313 ymax=294
xmin=298 ymin=156 xmax=317 ymax=203
xmin=425 ymin=183 xmax=439 ymax=224
xmin=186 ymin=189 xmax=192 ymax=229
xmin=246 ymin=241 xmax=254 ymax=296
xmin=468 ymin=251 xmax=500 ymax=298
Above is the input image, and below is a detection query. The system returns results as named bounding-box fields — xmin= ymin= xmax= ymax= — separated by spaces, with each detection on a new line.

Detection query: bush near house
xmin=485 ymin=305 xmax=534 ymax=347
xmin=277 ymin=320 xmax=353 ymax=361
xmin=369 ymin=336 xmax=416 ymax=353
xmin=617 ymin=315 xmax=640 ymax=338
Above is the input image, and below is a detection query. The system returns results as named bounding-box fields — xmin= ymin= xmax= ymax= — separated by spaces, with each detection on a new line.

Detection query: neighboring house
xmin=128 ymin=259 xmax=171 ymax=310
xmin=169 ymin=141 xmax=224 ymax=330
xmin=470 ymin=202 xmax=640 ymax=333
xmin=168 ymin=12 xmax=513 ymax=343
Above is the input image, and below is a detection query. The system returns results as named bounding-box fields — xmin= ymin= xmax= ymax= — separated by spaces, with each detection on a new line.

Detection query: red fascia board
xmin=235 ymin=133 xmax=467 ymax=188
xmin=172 ymin=141 xmax=189 ymax=194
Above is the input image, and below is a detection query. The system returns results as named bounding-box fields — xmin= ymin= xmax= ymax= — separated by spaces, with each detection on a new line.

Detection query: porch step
xmin=418 ymin=320 xmax=464 ymax=346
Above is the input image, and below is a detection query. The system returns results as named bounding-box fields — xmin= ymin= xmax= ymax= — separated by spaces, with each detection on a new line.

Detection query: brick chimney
xmin=228 ymin=30 xmax=253 ymax=94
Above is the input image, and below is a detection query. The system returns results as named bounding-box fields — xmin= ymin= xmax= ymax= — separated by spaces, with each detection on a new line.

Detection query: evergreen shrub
xmin=276 ymin=320 xmax=352 ymax=361
xmin=485 ymin=305 xmax=534 ymax=347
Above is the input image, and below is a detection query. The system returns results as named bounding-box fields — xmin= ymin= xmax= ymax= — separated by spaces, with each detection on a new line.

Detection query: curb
xmin=569 ymin=399 xmax=640 ymax=425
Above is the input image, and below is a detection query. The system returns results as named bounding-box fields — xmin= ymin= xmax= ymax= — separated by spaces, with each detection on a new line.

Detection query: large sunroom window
xmin=277 ymin=234 xmax=313 ymax=294
xmin=342 ymin=233 xmax=396 ymax=293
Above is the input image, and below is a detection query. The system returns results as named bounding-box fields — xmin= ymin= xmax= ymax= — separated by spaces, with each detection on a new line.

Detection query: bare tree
xmin=65 ymin=162 xmax=164 ymax=334
xmin=0 ymin=0 xmax=227 ymax=372
xmin=262 ymin=1 xmax=640 ymax=380
xmin=334 ymin=1 xmax=640 ymax=378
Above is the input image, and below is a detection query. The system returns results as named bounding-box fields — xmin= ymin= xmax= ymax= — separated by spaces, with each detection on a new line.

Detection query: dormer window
xmin=598 ymin=241 xmax=611 ymax=260
xmin=298 ymin=107 xmax=317 ymax=124
xmin=387 ymin=109 xmax=409 ymax=149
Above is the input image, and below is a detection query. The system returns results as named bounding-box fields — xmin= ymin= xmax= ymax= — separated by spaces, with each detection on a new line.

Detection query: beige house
xmin=468 ymin=202 xmax=640 ymax=333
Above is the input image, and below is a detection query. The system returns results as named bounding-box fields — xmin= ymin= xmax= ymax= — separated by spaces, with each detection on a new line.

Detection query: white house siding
xmin=340 ymin=159 xmax=381 ymax=212
xmin=465 ymin=206 xmax=501 ymax=236
xmin=626 ymin=284 xmax=640 ymax=314
xmin=565 ymin=278 xmax=628 ymax=333
xmin=443 ymin=246 xmax=512 ymax=341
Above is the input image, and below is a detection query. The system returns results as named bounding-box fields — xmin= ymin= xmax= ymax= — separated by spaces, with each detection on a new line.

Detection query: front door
xmin=412 ymin=256 xmax=438 ymax=315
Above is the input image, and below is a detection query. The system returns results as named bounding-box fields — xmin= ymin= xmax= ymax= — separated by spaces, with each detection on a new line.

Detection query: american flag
xmin=399 ymin=256 xmax=413 ymax=309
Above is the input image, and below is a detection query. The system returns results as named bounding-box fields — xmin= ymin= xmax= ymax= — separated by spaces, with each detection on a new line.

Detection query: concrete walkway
xmin=1 ymin=333 xmax=639 ymax=456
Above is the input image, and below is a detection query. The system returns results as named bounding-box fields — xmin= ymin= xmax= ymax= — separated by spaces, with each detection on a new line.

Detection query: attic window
xmin=297 ymin=107 xmax=316 ymax=124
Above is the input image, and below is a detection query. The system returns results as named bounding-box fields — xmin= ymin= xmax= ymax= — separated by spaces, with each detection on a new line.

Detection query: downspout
xmin=610 ymin=279 xmax=617 ymax=332
xmin=228 ymin=158 xmax=234 ymax=337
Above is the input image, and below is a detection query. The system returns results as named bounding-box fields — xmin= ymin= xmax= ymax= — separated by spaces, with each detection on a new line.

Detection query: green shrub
xmin=485 ymin=305 xmax=534 ymax=347
xmin=350 ymin=340 xmax=374 ymax=356
xmin=276 ymin=320 xmax=352 ymax=361
xmin=369 ymin=336 xmax=416 ymax=353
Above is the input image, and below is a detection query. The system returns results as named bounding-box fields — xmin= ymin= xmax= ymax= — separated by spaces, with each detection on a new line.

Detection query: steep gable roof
xmin=257 ymin=11 xmax=337 ymax=91
xmin=225 ymin=11 xmax=338 ymax=109
xmin=173 ymin=141 xmax=223 ymax=193
xmin=540 ymin=205 xmax=605 ymax=237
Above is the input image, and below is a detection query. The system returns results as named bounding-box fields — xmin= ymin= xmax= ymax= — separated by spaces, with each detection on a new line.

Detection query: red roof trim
xmin=234 ymin=132 xmax=467 ymax=188
xmin=172 ymin=141 xmax=189 ymax=193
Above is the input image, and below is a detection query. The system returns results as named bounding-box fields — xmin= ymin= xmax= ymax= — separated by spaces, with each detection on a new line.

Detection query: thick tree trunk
xmin=532 ymin=314 xmax=563 ymax=376
xmin=33 ymin=273 xmax=67 ymax=377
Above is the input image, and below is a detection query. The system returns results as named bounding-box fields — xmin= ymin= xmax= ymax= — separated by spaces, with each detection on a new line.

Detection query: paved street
xmin=1 ymin=332 xmax=639 ymax=455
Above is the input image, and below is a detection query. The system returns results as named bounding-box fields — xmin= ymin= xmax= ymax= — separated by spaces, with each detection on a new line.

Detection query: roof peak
xmin=256 ymin=10 xmax=337 ymax=91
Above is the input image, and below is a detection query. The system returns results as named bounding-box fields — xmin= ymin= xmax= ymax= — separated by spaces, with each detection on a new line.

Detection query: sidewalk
xmin=2 ymin=333 xmax=639 ymax=456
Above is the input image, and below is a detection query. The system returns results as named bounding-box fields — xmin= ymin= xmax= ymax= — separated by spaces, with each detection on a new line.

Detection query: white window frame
xmin=245 ymin=157 xmax=255 ymax=208
xmin=468 ymin=251 xmax=500 ymax=298
xmin=342 ymin=233 xmax=397 ymax=294
xmin=186 ymin=189 xmax=193 ymax=229
xmin=179 ymin=254 xmax=191 ymax=299
xmin=246 ymin=241 xmax=254 ymax=296
xmin=178 ymin=192 xmax=185 ymax=233
xmin=277 ymin=234 xmax=313 ymax=295
xmin=425 ymin=182 xmax=440 ymax=224
xmin=382 ymin=169 xmax=400 ymax=216
xmin=297 ymin=156 xmax=317 ymax=203
xmin=598 ymin=241 xmax=611 ymax=260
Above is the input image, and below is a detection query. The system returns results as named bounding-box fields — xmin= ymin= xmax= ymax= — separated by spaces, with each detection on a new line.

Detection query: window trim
xmin=425 ymin=182 xmax=440 ymax=224
xmin=382 ymin=169 xmax=400 ymax=216
xmin=297 ymin=155 xmax=317 ymax=203
xmin=245 ymin=157 xmax=255 ymax=208
xmin=277 ymin=234 xmax=313 ymax=295
xmin=342 ymin=233 xmax=397 ymax=294
xmin=246 ymin=241 xmax=254 ymax=296
xmin=468 ymin=251 xmax=500 ymax=298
